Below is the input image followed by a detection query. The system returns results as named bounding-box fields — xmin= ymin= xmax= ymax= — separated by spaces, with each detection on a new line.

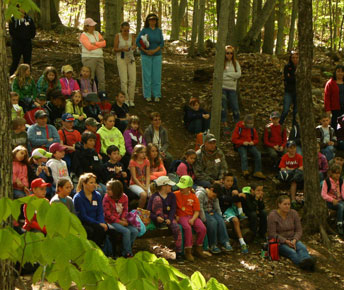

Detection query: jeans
xmin=205 ymin=212 xmax=229 ymax=247
xmin=280 ymin=92 xmax=297 ymax=125
xmin=327 ymin=201 xmax=344 ymax=223
xmin=246 ymin=210 xmax=267 ymax=237
xmin=110 ymin=223 xmax=139 ymax=256
xmin=321 ymin=146 xmax=335 ymax=161
xmin=237 ymin=145 xmax=262 ymax=172
xmin=13 ymin=189 xmax=26 ymax=199
xmin=279 ymin=241 xmax=311 ymax=265
xmin=266 ymin=147 xmax=284 ymax=169
xmin=221 ymin=89 xmax=240 ymax=124
xmin=187 ymin=118 xmax=210 ymax=134
xmin=141 ymin=54 xmax=162 ymax=99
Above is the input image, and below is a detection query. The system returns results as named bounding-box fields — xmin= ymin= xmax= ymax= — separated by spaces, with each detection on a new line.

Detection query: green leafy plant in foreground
xmin=0 ymin=196 xmax=228 ymax=289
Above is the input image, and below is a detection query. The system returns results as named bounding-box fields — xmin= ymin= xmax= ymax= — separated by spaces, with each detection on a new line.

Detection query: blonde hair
xmin=11 ymin=64 xmax=31 ymax=88
xmin=76 ymin=173 xmax=97 ymax=192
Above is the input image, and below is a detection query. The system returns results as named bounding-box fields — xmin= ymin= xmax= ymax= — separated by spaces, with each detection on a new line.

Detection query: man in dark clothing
xmin=9 ymin=9 xmax=36 ymax=75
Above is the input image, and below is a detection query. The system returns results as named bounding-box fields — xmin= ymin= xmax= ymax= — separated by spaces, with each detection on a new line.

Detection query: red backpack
xmin=268 ymin=238 xmax=280 ymax=261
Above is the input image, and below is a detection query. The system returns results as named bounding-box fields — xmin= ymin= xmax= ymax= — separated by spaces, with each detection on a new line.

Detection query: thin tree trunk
xmin=170 ymin=0 xmax=187 ymax=40
xmin=86 ymin=0 xmax=100 ymax=31
xmin=235 ymin=0 xmax=250 ymax=45
xmin=287 ymin=0 xmax=298 ymax=51
xmin=275 ymin=0 xmax=285 ymax=54
xmin=252 ymin=0 xmax=262 ymax=52
xmin=136 ymin=0 xmax=142 ymax=35
xmin=50 ymin=0 xmax=62 ymax=27
xmin=40 ymin=0 xmax=51 ymax=29
xmin=338 ymin=15 xmax=344 ymax=50
xmin=197 ymin=0 xmax=206 ymax=55
xmin=158 ymin=0 xmax=162 ymax=29
xmin=329 ymin=0 xmax=333 ymax=50
xmin=262 ymin=7 xmax=275 ymax=54
xmin=297 ymin=0 xmax=330 ymax=245
xmin=333 ymin=0 xmax=339 ymax=50
xmin=226 ymin=0 xmax=236 ymax=45
xmin=188 ymin=0 xmax=199 ymax=57
xmin=105 ymin=0 xmax=117 ymax=45
xmin=210 ymin=0 xmax=230 ymax=140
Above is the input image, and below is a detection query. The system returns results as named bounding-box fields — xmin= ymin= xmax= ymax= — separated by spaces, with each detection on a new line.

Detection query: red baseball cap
xmin=49 ymin=143 xmax=67 ymax=153
xmin=31 ymin=178 xmax=51 ymax=189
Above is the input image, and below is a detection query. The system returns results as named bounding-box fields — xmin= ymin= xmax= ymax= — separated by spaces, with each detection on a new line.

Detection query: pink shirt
xmin=129 ymin=158 xmax=150 ymax=185
xmin=321 ymin=177 xmax=344 ymax=202
xmin=150 ymin=159 xmax=166 ymax=180
xmin=12 ymin=161 xmax=29 ymax=189
xmin=103 ymin=193 xmax=128 ymax=224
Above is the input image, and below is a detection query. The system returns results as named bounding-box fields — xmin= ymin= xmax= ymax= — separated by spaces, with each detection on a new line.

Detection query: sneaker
xmin=154 ymin=97 xmax=160 ymax=102
xmin=241 ymin=244 xmax=249 ymax=254
xmin=222 ymin=242 xmax=233 ymax=252
xmin=176 ymin=252 xmax=184 ymax=264
xmin=337 ymin=224 xmax=344 ymax=235
xmin=299 ymin=257 xmax=315 ymax=271
xmin=243 ymin=170 xmax=250 ymax=178
xmin=146 ymin=97 xmax=152 ymax=102
xmin=238 ymin=213 xmax=248 ymax=221
xmin=253 ymin=172 xmax=266 ymax=179
xmin=210 ymin=245 xmax=221 ymax=254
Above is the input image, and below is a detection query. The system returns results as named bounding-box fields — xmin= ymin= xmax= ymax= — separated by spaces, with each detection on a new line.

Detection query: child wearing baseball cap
xmin=60 ymin=65 xmax=80 ymax=98
xmin=46 ymin=143 xmax=70 ymax=187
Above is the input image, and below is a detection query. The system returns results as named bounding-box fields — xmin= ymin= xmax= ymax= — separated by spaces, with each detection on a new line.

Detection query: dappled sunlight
xmin=240 ymin=260 xmax=257 ymax=271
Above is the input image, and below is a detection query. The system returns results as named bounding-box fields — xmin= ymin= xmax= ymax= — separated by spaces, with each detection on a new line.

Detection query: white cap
xmin=155 ymin=176 xmax=176 ymax=186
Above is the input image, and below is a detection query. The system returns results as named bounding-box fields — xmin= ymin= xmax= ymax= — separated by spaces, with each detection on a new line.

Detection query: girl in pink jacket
xmin=12 ymin=145 xmax=30 ymax=198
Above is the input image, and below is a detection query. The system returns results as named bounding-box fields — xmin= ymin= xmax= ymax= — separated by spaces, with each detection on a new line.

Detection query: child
xmin=50 ymin=177 xmax=75 ymax=214
xmin=103 ymin=179 xmax=139 ymax=258
xmin=23 ymin=178 xmax=51 ymax=234
xmin=78 ymin=66 xmax=97 ymax=98
xmin=65 ymin=90 xmax=87 ymax=132
xmin=219 ymin=173 xmax=249 ymax=253
xmin=44 ymin=89 xmax=66 ymax=125
xmin=12 ymin=117 xmax=28 ymax=149
xmin=289 ymin=120 xmax=302 ymax=155
xmin=36 ymin=66 xmax=61 ymax=96
xmin=329 ymin=151 xmax=344 ymax=178
xmin=183 ymin=97 xmax=210 ymax=134
xmin=84 ymin=117 xmax=101 ymax=155
xmin=242 ymin=185 xmax=267 ymax=242
xmin=147 ymin=176 xmax=183 ymax=263
xmin=316 ymin=113 xmax=337 ymax=161
xmin=11 ymin=63 xmax=37 ymax=112
xmin=147 ymin=143 xmax=167 ymax=181
xmin=318 ymin=143 xmax=328 ymax=182
xmin=123 ymin=115 xmax=146 ymax=155
xmin=97 ymin=91 xmax=112 ymax=115
xmin=263 ymin=111 xmax=287 ymax=169
xmin=196 ymin=183 xmax=233 ymax=254
xmin=278 ymin=140 xmax=304 ymax=207
xmin=336 ymin=114 xmax=344 ymax=150
xmin=58 ymin=113 xmax=81 ymax=171
xmin=112 ymin=91 xmax=129 ymax=133
xmin=321 ymin=164 xmax=344 ymax=235
xmin=231 ymin=114 xmax=266 ymax=179
xmin=24 ymin=93 xmax=48 ymax=125
xmin=59 ymin=65 xmax=80 ymax=98
xmin=46 ymin=142 xmax=70 ymax=187
xmin=176 ymin=149 xmax=196 ymax=181
xmin=12 ymin=145 xmax=30 ymax=199
xmin=174 ymin=176 xmax=207 ymax=261
xmin=128 ymin=144 xmax=150 ymax=208
xmin=84 ymin=92 xmax=103 ymax=122
xmin=97 ymin=112 xmax=126 ymax=158
xmin=11 ymin=92 xmax=24 ymax=120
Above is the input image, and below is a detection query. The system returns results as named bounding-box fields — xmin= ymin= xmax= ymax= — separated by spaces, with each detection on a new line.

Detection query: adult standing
xmin=79 ymin=18 xmax=106 ymax=91
xmin=9 ymin=6 xmax=36 ymax=75
xmin=114 ymin=22 xmax=137 ymax=107
xmin=136 ymin=13 xmax=164 ymax=103
xmin=324 ymin=65 xmax=344 ymax=130
xmin=280 ymin=51 xmax=298 ymax=126
xmin=221 ymin=45 xmax=241 ymax=135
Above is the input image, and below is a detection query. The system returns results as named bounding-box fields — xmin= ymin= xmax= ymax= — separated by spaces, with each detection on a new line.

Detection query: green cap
xmin=176 ymin=175 xmax=193 ymax=189
xmin=242 ymin=186 xmax=251 ymax=194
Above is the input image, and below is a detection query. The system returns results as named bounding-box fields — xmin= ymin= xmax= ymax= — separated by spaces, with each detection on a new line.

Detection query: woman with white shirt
xmin=113 ymin=22 xmax=137 ymax=107
xmin=79 ymin=18 xmax=106 ymax=91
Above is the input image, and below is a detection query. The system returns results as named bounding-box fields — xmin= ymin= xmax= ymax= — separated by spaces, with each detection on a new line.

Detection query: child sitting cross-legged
xmin=147 ymin=176 xmax=184 ymax=263
xmin=196 ymin=183 xmax=233 ymax=254
xmin=103 ymin=179 xmax=139 ymax=258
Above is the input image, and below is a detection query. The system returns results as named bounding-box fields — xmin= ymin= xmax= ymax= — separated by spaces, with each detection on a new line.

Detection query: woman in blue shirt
xmin=136 ymin=13 xmax=164 ymax=103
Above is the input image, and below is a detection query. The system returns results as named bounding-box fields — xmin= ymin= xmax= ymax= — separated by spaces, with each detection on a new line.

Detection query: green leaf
xmin=32 ymin=265 xmax=43 ymax=284
xmin=134 ymin=251 xmax=158 ymax=263
xmin=41 ymin=236 xmax=70 ymax=265
xmin=81 ymin=248 xmax=113 ymax=276
xmin=69 ymin=213 xmax=87 ymax=238
xmin=191 ymin=271 xmax=206 ymax=289
xmin=22 ymin=231 xmax=45 ymax=264
xmin=25 ymin=197 xmax=46 ymax=222
xmin=126 ymin=278 xmax=158 ymax=290
xmin=11 ymin=199 xmax=22 ymax=220
xmin=45 ymin=203 xmax=71 ymax=237
xmin=165 ymin=280 xmax=189 ymax=290
xmin=179 ymin=278 xmax=194 ymax=290
xmin=158 ymin=265 xmax=179 ymax=284
xmin=206 ymin=278 xmax=228 ymax=290
xmin=115 ymin=256 xmax=139 ymax=285
xmin=36 ymin=199 xmax=51 ymax=230
xmin=0 ymin=198 xmax=12 ymax=222
xmin=97 ymin=277 xmax=125 ymax=290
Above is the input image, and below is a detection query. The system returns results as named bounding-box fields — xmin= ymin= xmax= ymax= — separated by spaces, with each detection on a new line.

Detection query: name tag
xmin=215 ymin=158 xmax=221 ymax=163
xmin=93 ymin=156 xmax=99 ymax=161
xmin=36 ymin=131 xmax=42 ymax=135
xmin=92 ymin=200 xmax=98 ymax=206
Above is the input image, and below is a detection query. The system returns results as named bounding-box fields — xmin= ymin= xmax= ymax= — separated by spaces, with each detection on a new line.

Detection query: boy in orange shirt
xmin=174 ymin=175 xmax=207 ymax=261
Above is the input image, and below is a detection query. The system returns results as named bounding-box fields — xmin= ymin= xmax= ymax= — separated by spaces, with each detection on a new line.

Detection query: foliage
xmin=4 ymin=0 xmax=40 ymax=21
xmin=0 ymin=196 xmax=228 ymax=289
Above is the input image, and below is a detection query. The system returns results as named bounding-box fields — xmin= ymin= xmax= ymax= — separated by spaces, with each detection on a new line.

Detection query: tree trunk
xmin=170 ymin=0 xmax=187 ymax=40
xmin=297 ymin=0 xmax=330 ymax=245
xmin=329 ymin=0 xmax=333 ymax=50
xmin=262 ymin=7 xmax=275 ymax=54
xmin=287 ymin=0 xmax=298 ymax=51
xmin=0 ymin=0 xmax=15 ymax=288
xmin=188 ymin=0 xmax=199 ymax=57
xmin=275 ymin=0 xmax=285 ymax=54
xmin=158 ymin=0 xmax=162 ymax=29
xmin=105 ymin=0 xmax=118 ymax=45
xmin=210 ymin=0 xmax=230 ymax=141
xmin=235 ymin=0 xmax=250 ymax=45
xmin=197 ymin=0 xmax=206 ymax=55
xmin=86 ymin=0 xmax=100 ymax=31
xmin=136 ymin=0 xmax=142 ymax=35
xmin=40 ymin=0 xmax=51 ymax=29
xmin=239 ymin=0 xmax=277 ymax=52
xmin=50 ymin=0 xmax=61 ymax=27
xmin=251 ymin=0 xmax=262 ymax=52
xmin=226 ymin=0 xmax=236 ymax=46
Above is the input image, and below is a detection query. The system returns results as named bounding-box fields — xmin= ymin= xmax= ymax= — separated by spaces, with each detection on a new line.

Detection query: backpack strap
xmin=340 ymin=178 xmax=343 ymax=194
xmin=325 ymin=177 xmax=331 ymax=193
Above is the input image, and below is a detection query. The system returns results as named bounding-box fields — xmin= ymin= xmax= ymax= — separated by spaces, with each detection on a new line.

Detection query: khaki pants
xmin=116 ymin=55 xmax=136 ymax=103
xmin=82 ymin=57 xmax=105 ymax=91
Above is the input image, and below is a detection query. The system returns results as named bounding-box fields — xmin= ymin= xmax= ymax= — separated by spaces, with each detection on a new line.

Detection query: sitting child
xmin=321 ymin=164 xmax=344 ymax=235
xmin=50 ymin=177 xmax=75 ymax=213
xmin=84 ymin=117 xmax=101 ymax=155
xmin=174 ymin=175 xmax=207 ymax=261
xmin=46 ymin=143 xmax=70 ymax=187
xmin=317 ymin=143 xmax=328 ymax=182
xmin=231 ymin=114 xmax=266 ymax=179
xmin=11 ymin=92 xmax=24 ymax=120
xmin=183 ymin=97 xmax=210 ymax=134
xmin=196 ymin=183 xmax=233 ymax=254
xmin=60 ymin=65 xmax=80 ymax=98
xmin=97 ymin=91 xmax=112 ymax=115
xmin=12 ymin=117 xmax=27 ymax=149
xmin=123 ymin=115 xmax=146 ymax=155
xmin=278 ymin=140 xmax=304 ymax=208
xmin=316 ymin=113 xmax=337 ymax=161
xmin=24 ymin=93 xmax=48 ymax=125
xmin=103 ymin=179 xmax=139 ymax=258
xmin=112 ymin=91 xmax=130 ymax=133
xmin=65 ymin=90 xmax=87 ymax=132
xmin=147 ymin=176 xmax=183 ymax=262
xmin=36 ymin=66 xmax=61 ymax=96
xmin=78 ymin=66 xmax=97 ymax=98
xmin=336 ymin=113 xmax=344 ymax=151
xmin=176 ymin=149 xmax=196 ymax=181
xmin=329 ymin=151 xmax=344 ymax=178
xmin=147 ymin=143 xmax=167 ymax=181
xmin=84 ymin=93 xmax=102 ymax=122
xmin=44 ymin=89 xmax=66 ymax=126
xmin=12 ymin=145 xmax=30 ymax=199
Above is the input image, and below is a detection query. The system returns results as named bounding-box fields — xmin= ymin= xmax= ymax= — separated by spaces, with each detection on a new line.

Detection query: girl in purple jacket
xmin=123 ymin=115 xmax=146 ymax=155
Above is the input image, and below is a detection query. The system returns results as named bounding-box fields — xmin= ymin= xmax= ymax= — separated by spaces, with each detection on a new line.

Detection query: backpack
xmin=268 ymin=238 xmax=280 ymax=261
xmin=195 ymin=129 xmax=211 ymax=151
xmin=325 ymin=177 xmax=343 ymax=194
xmin=263 ymin=124 xmax=285 ymax=145
xmin=233 ymin=127 xmax=254 ymax=151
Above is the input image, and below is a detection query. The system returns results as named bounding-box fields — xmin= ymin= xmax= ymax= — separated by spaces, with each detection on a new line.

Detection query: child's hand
xmin=98 ymin=154 xmax=103 ymax=160
xmin=120 ymin=219 xmax=128 ymax=226
xmin=121 ymin=172 xmax=127 ymax=178
xmin=36 ymin=166 xmax=43 ymax=175
xmin=333 ymin=199 xmax=339 ymax=206
xmin=100 ymin=223 xmax=108 ymax=231
xmin=98 ymin=115 xmax=103 ymax=121
xmin=328 ymin=141 xmax=334 ymax=146
xmin=24 ymin=187 xmax=30 ymax=195
xmin=176 ymin=216 xmax=179 ymax=222
xmin=232 ymin=190 xmax=239 ymax=196
xmin=165 ymin=219 xmax=171 ymax=225
xmin=16 ymin=178 xmax=23 ymax=188
xmin=78 ymin=115 xmax=85 ymax=121
xmin=243 ymin=141 xmax=249 ymax=146
xmin=273 ymin=145 xmax=279 ymax=151
xmin=249 ymin=141 xmax=254 ymax=146
xmin=239 ymin=193 xmax=246 ymax=198
xmin=115 ymin=166 xmax=122 ymax=174
xmin=157 ymin=217 xmax=164 ymax=223
xmin=189 ymin=219 xmax=195 ymax=226
xmin=202 ymin=114 xmax=210 ymax=120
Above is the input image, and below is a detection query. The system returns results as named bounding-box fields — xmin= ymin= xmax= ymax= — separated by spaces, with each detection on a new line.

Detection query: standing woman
xmin=79 ymin=18 xmax=106 ymax=91
xmin=221 ymin=45 xmax=241 ymax=135
xmin=280 ymin=51 xmax=298 ymax=126
xmin=324 ymin=65 xmax=344 ymax=130
xmin=114 ymin=22 xmax=137 ymax=107
xmin=136 ymin=13 xmax=164 ymax=103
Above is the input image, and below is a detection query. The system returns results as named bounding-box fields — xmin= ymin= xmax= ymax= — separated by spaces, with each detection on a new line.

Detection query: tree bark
xmin=297 ymin=0 xmax=329 ymax=244
xmin=251 ymin=0 xmax=262 ymax=52
xmin=0 ymin=0 xmax=15 ymax=288
xmin=234 ymin=0 xmax=250 ymax=45
xmin=239 ymin=0 xmax=277 ymax=52
xmin=50 ymin=0 xmax=61 ymax=27
xmin=287 ymin=0 xmax=298 ymax=51
xmin=210 ymin=0 xmax=230 ymax=141
xmin=275 ymin=0 xmax=285 ymax=54
xmin=136 ymin=0 xmax=142 ymax=35
xmin=226 ymin=0 xmax=236 ymax=46
xmin=86 ymin=0 xmax=100 ymax=31
xmin=188 ymin=0 xmax=199 ymax=57
xmin=40 ymin=0 xmax=51 ymax=29
xmin=262 ymin=7 xmax=275 ymax=54
xmin=197 ymin=0 xmax=206 ymax=55
xmin=170 ymin=0 xmax=187 ymax=40
xmin=105 ymin=0 xmax=118 ymax=45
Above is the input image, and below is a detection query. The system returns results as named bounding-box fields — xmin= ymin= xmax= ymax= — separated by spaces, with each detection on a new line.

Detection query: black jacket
xmin=9 ymin=15 xmax=36 ymax=40
xmin=284 ymin=62 xmax=296 ymax=94
xmin=72 ymin=143 xmax=103 ymax=178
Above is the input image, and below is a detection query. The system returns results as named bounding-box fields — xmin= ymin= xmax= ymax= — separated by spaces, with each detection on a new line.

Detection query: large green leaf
xmin=36 ymin=199 xmax=51 ymax=230
xmin=97 ymin=276 xmax=125 ymax=290
xmin=11 ymin=199 xmax=22 ymax=220
xmin=191 ymin=271 xmax=206 ymax=289
xmin=45 ymin=203 xmax=71 ymax=237
xmin=0 ymin=198 xmax=12 ymax=222
xmin=206 ymin=278 xmax=228 ymax=290
xmin=126 ymin=278 xmax=158 ymax=290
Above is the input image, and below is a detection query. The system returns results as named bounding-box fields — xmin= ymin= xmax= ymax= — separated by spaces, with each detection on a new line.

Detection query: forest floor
xmin=8 ymin=29 xmax=344 ymax=289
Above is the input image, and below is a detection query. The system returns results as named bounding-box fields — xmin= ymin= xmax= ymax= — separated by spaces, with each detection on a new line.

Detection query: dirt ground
xmin=8 ymin=30 xmax=344 ymax=289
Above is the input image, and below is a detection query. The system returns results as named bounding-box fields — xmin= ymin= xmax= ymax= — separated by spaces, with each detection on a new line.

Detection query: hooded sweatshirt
xmin=97 ymin=125 xmax=126 ymax=156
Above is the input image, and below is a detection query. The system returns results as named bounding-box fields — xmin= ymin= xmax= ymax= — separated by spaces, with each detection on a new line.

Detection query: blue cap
xmin=61 ymin=113 xmax=75 ymax=122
